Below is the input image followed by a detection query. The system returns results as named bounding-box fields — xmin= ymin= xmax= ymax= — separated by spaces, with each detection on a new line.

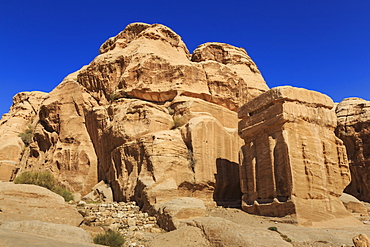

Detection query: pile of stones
xmin=77 ymin=201 xmax=162 ymax=235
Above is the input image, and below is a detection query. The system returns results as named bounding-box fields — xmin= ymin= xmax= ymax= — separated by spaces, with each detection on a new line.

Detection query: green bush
xmin=285 ymin=237 xmax=292 ymax=242
xmin=109 ymin=91 xmax=132 ymax=102
xmin=14 ymin=171 xmax=55 ymax=190
xmin=19 ymin=125 xmax=33 ymax=146
xmin=268 ymin=226 xmax=292 ymax=243
xmin=173 ymin=115 xmax=185 ymax=128
xmin=14 ymin=171 xmax=73 ymax=201
xmin=52 ymin=185 xmax=74 ymax=202
xmin=109 ymin=93 xmax=118 ymax=101
xmin=93 ymin=229 xmax=125 ymax=247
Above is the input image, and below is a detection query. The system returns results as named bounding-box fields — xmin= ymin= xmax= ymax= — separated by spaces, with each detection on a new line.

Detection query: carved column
xmin=238 ymin=86 xmax=355 ymax=226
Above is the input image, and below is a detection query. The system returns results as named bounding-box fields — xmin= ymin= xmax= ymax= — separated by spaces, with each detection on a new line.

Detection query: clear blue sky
xmin=1 ymin=1 xmax=369 ymax=116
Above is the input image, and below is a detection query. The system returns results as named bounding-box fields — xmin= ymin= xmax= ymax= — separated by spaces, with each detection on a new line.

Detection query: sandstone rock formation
xmin=0 ymin=221 xmax=94 ymax=245
xmin=0 ymin=182 xmax=100 ymax=246
xmin=0 ymin=182 xmax=83 ymax=226
xmin=82 ymin=23 xmax=268 ymax=111
xmin=148 ymin=226 xmax=211 ymax=247
xmin=0 ymin=228 xmax=99 ymax=247
xmin=336 ymin=97 xmax=370 ymax=202
xmin=0 ymin=23 xmax=268 ymax=211
xmin=25 ymin=81 xmax=100 ymax=196
xmin=3 ymin=20 xmax=370 ymax=246
xmin=82 ymin=180 xmax=114 ymax=203
xmin=238 ymin=86 xmax=357 ymax=226
xmin=0 ymin=92 xmax=47 ymax=182
xmin=154 ymin=197 xmax=207 ymax=231
xmin=182 ymin=217 xmax=292 ymax=247
xmin=353 ymin=233 xmax=370 ymax=247
xmin=340 ymin=193 xmax=368 ymax=215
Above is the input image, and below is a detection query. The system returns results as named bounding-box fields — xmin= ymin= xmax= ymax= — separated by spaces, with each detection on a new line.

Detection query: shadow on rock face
xmin=213 ymin=158 xmax=242 ymax=208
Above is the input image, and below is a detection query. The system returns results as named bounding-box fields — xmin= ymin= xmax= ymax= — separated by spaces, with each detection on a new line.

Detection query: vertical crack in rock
xmin=1 ymin=22 xmax=265 ymax=211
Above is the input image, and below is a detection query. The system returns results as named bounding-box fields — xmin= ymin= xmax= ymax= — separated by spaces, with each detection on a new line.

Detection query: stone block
xmin=238 ymin=86 xmax=358 ymax=226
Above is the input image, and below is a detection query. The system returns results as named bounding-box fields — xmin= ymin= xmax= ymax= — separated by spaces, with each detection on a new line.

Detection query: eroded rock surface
xmin=340 ymin=193 xmax=368 ymax=215
xmin=182 ymin=217 xmax=291 ymax=247
xmin=238 ymin=86 xmax=357 ymax=226
xmin=20 ymin=81 xmax=100 ymax=196
xmin=0 ymin=92 xmax=47 ymax=182
xmin=0 ymin=22 xmax=262 ymax=210
xmin=353 ymin=233 xmax=370 ymax=247
xmin=80 ymin=23 xmax=268 ymax=111
xmin=336 ymin=97 xmax=370 ymax=202
xmin=0 ymin=182 xmax=83 ymax=226
xmin=0 ymin=182 xmax=99 ymax=247
xmin=154 ymin=197 xmax=207 ymax=231
xmin=0 ymin=221 xmax=93 ymax=244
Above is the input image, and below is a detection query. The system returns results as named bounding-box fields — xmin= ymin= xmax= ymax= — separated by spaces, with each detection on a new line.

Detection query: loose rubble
xmin=77 ymin=201 xmax=162 ymax=246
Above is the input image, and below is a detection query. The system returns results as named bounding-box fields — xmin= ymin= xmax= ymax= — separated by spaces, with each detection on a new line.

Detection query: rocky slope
xmin=0 ymin=23 xmax=268 ymax=211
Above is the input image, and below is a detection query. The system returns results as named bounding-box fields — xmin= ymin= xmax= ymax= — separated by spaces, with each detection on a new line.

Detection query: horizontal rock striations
xmin=336 ymin=97 xmax=370 ymax=202
xmin=78 ymin=23 xmax=268 ymax=111
xmin=0 ymin=182 xmax=83 ymax=226
xmin=0 ymin=23 xmax=267 ymax=210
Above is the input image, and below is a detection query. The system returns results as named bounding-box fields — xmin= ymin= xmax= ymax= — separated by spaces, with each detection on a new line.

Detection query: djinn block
xmin=238 ymin=86 xmax=359 ymax=226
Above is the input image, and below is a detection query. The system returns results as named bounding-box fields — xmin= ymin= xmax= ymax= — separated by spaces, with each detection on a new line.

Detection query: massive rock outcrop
xmin=336 ymin=97 xmax=370 ymax=202
xmin=0 ymin=92 xmax=47 ymax=182
xmin=80 ymin=23 xmax=268 ymax=111
xmin=0 ymin=23 xmax=268 ymax=209
xmin=238 ymin=86 xmax=357 ymax=226
xmin=19 ymin=80 xmax=100 ymax=196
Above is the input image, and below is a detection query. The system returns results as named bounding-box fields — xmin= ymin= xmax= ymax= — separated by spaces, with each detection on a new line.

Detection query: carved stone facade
xmin=238 ymin=86 xmax=357 ymax=226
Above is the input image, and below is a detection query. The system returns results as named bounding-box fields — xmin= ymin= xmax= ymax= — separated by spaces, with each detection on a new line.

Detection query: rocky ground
xmin=77 ymin=201 xmax=370 ymax=247
xmin=2 ymin=182 xmax=370 ymax=246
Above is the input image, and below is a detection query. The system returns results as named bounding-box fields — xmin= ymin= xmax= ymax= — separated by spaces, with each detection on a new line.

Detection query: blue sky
xmin=1 ymin=1 xmax=369 ymax=116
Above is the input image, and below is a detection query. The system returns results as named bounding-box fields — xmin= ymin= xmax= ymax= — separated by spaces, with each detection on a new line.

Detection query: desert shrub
xmin=14 ymin=171 xmax=73 ymax=201
xmin=268 ymin=226 xmax=292 ymax=243
xmin=93 ymin=229 xmax=125 ymax=247
xmin=52 ymin=185 xmax=74 ymax=202
xmin=173 ymin=115 xmax=186 ymax=128
xmin=268 ymin=226 xmax=278 ymax=232
xmin=285 ymin=237 xmax=292 ymax=242
xmin=109 ymin=93 xmax=118 ymax=101
xmin=109 ymin=91 xmax=132 ymax=102
xmin=167 ymin=106 xmax=174 ymax=115
xmin=19 ymin=125 xmax=33 ymax=146
xmin=14 ymin=171 xmax=55 ymax=190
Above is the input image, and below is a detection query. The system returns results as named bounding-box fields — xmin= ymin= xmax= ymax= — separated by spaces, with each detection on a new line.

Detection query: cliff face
xmin=336 ymin=97 xmax=370 ymax=202
xmin=0 ymin=23 xmax=268 ymax=208
xmin=78 ymin=23 xmax=268 ymax=111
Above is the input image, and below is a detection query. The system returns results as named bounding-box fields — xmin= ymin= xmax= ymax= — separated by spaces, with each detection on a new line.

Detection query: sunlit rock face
xmin=78 ymin=23 xmax=268 ymax=111
xmin=238 ymin=86 xmax=358 ymax=227
xmin=0 ymin=23 xmax=268 ymax=209
xmin=336 ymin=97 xmax=370 ymax=202
xmin=0 ymin=91 xmax=47 ymax=182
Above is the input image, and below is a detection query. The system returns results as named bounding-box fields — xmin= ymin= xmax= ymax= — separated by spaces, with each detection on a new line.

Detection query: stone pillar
xmin=238 ymin=86 xmax=357 ymax=226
